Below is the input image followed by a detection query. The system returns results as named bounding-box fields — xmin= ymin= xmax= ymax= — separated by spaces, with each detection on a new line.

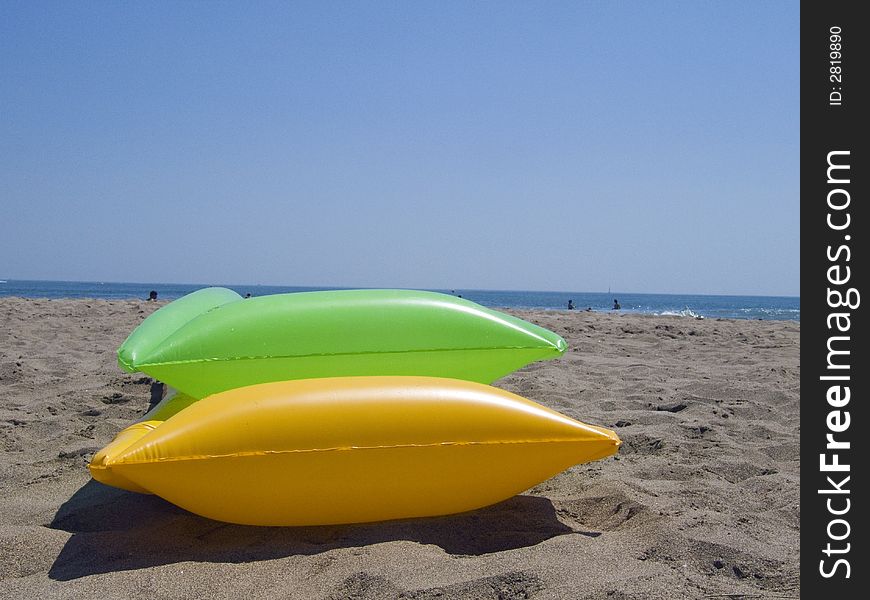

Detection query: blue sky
xmin=1 ymin=1 xmax=799 ymax=296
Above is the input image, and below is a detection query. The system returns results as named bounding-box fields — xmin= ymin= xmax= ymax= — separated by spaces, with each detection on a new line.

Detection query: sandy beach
xmin=0 ymin=297 xmax=799 ymax=599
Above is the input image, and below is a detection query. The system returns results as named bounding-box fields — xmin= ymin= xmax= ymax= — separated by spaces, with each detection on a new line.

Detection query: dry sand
xmin=0 ymin=298 xmax=800 ymax=599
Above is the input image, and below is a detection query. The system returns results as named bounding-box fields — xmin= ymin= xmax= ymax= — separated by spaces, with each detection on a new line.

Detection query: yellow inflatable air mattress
xmin=90 ymin=377 xmax=620 ymax=526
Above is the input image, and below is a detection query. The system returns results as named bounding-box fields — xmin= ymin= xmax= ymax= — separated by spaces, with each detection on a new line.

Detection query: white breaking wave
xmin=657 ymin=307 xmax=704 ymax=319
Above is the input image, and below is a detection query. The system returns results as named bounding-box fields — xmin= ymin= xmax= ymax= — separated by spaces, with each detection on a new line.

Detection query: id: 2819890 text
xmin=829 ymin=26 xmax=843 ymax=106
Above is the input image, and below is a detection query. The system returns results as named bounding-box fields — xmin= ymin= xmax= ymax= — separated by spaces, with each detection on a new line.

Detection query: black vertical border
xmin=801 ymin=1 xmax=865 ymax=596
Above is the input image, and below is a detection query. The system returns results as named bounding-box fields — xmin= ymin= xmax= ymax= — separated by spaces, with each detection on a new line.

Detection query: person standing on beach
xmin=148 ymin=290 xmax=158 ymax=301
xmin=567 ymin=300 xmax=575 ymax=310
xmin=612 ymin=299 xmax=620 ymax=310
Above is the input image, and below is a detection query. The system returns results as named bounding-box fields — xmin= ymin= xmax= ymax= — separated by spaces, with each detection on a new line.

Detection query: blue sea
xmin=0 ymin=279 xmax=800 ymax=321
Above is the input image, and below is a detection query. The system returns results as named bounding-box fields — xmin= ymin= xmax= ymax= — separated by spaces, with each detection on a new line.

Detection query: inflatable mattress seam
xmin=101 ymin=438 xmax=611 ymax=466
xmin=135 ymin=345 xmax=563 ymax=368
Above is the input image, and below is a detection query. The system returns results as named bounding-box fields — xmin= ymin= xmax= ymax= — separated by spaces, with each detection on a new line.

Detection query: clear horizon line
xmin=0 ymin=277 xmax=800 ymax=300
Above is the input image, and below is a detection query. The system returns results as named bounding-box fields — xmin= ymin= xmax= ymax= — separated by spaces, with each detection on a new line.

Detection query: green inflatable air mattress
xmin=118 ymin=288 xmax=566 ymax=398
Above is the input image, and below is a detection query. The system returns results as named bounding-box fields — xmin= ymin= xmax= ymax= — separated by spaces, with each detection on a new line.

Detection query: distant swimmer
xmin=148 ymin=290 xmax=158 ymax=302
xmin=245 ymin=293 xmax=252 ymax=298
xmin=567 ymin=300 xmax=575 ymax=310
xmin=612 ymin=299 xmax=620 ymax=310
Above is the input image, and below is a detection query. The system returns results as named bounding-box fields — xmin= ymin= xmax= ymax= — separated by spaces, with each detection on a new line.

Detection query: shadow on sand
xmin=48 ymin=480 xmax=589 ymax=581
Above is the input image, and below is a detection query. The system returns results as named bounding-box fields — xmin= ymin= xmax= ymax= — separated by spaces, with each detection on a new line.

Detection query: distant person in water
xmin=245 ymin=293 xmax=252 ymax=298
xmin=567 ymin=299 xmax=575 ymax=310
xmin=612 ymin=299 xmax=620 ymax=310
xmin=147 ymin=290 xmax=158 ymax=301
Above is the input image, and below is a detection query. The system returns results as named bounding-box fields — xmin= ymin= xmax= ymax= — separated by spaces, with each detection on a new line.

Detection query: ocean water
xmin=0 ymin=280 xmax=800 ymax=321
